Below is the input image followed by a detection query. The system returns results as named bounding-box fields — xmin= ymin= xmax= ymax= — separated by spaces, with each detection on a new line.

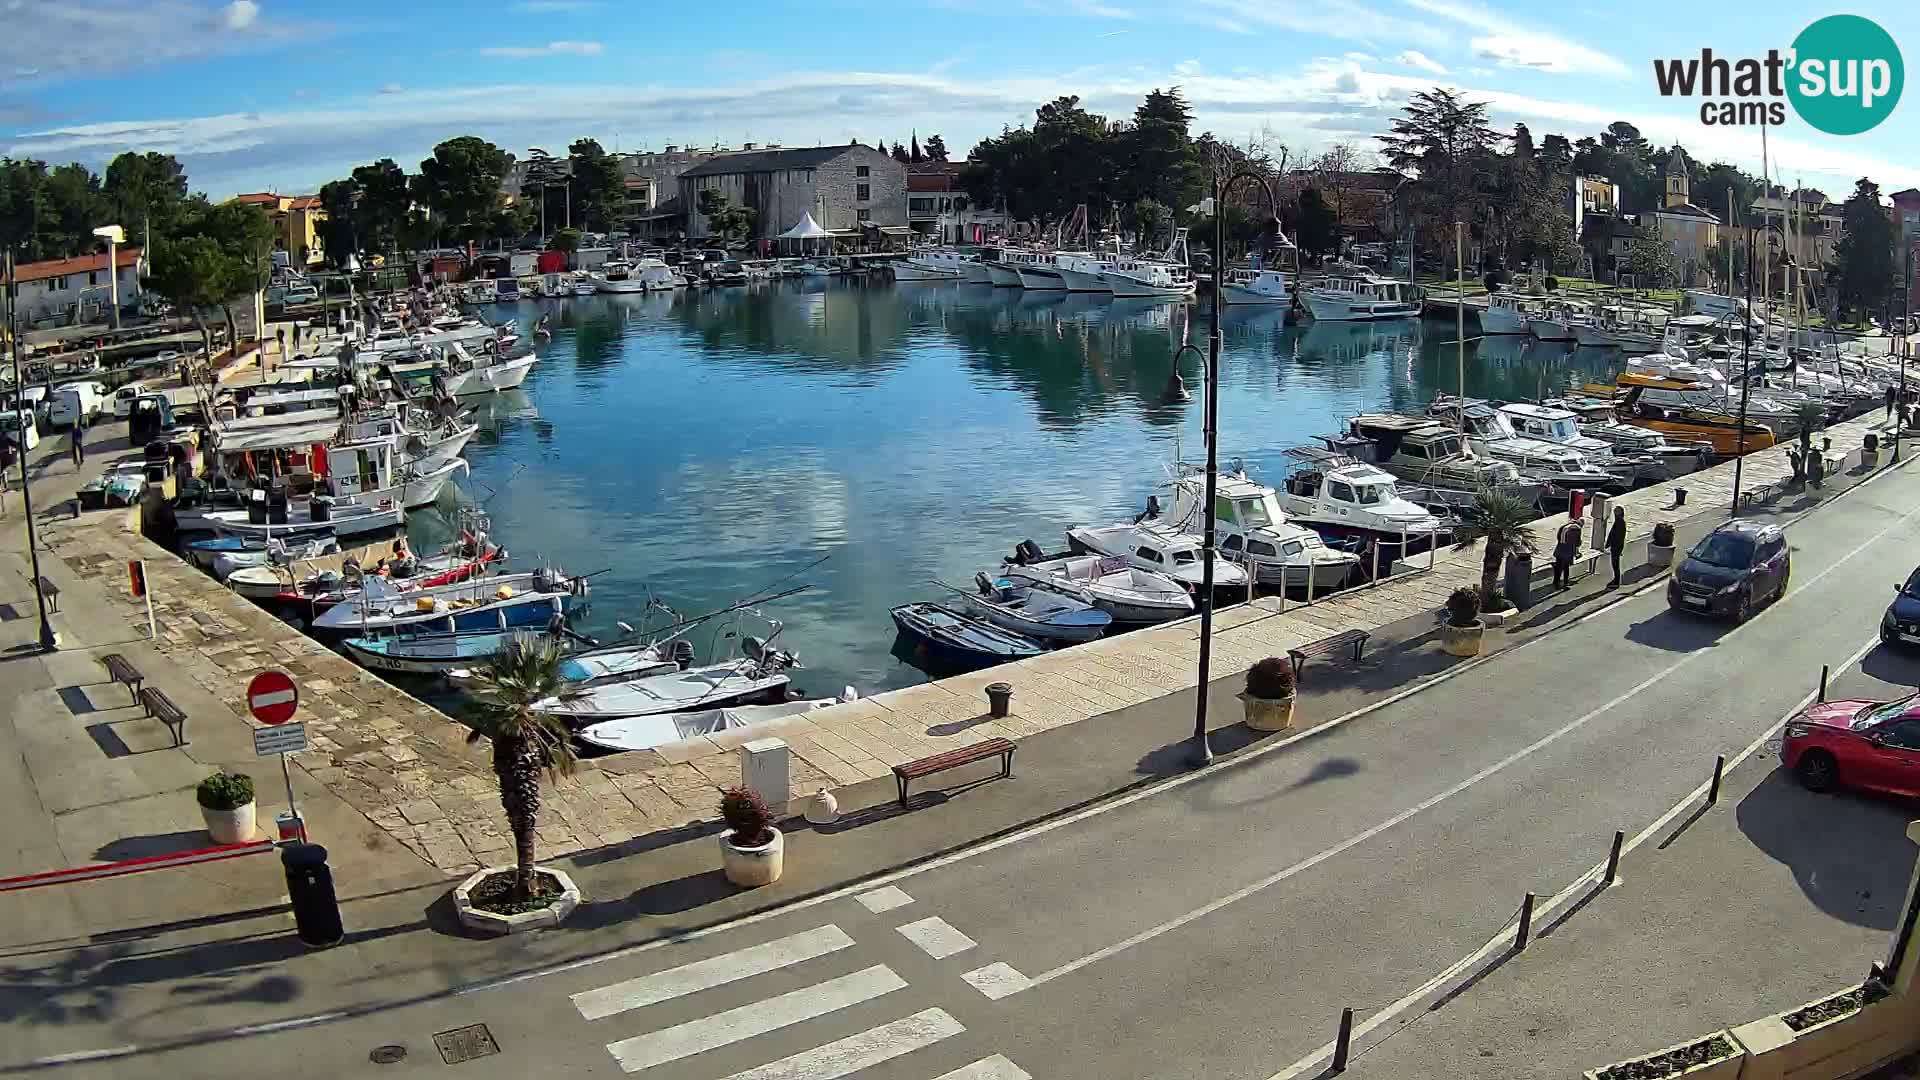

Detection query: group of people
xmin=1551 ymin=504 xmax=1629 ymax=590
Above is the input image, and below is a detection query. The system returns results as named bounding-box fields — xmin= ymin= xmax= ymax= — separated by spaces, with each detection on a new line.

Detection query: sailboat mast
xmin=1760 ymin=123 xmax=1772 ymax=323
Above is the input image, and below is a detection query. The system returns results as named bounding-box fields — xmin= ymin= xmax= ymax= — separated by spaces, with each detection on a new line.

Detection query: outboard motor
xmin=1014 ymin=539 xmax=1045 ymax=565
xmin=669 ymin=639 xmax=696 ymax=670
xmin=975 ymin=571 xmax=997 ymax=596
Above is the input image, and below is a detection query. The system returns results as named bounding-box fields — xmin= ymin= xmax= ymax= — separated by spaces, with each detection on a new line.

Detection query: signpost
xmin=127 ymin=559 xmax=154 ymax=639
xmin=247 ymin=671 xmax=305 ymax=841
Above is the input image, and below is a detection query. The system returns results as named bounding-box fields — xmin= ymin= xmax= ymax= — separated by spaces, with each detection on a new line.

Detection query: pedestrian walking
xmin=1606 ymin=505 xmax=1626 ymax=587
xmin=1552 ymin=518 xmax=1582 ymax=588
xmin=1886 ymin=384 xmax=1897 ymax=419
xmin=69 ymin=421 xmax=85 ymax=466
xmin=276 ymin=326 xmax=286 ymax=356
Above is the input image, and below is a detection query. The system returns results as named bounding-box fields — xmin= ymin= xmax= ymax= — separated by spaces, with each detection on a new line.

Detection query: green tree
xmin=1624 ymin=218 xmax=1676 ymax=286
xmin=103 ymin=151 xmax=190 ymax=242
xmin=1691 ymin=162 xmax=1760 ymax=226
xmin=696 ymin=188 xmax=755 ymax=242
xmin=1454 ymin=488 xmax=1537 ymax=606
xmin=923 ymin=134 xmax=949 ymax=162
xmin=567 ymin=138 xmax=624 ymax=232
xmin=1297 ymin=187 xmax=1337 ymax=259
xmin=193 ymin=200 xmax=275 ymax=346
xmin=415 ymin=135 xmax=512 ymax=243
xmin=1122 ymin=87 xmax=1201 ymax=219
xmin=317 ymin=179 xmax=359 ymax=268
xmin=350 ymin=158 xmax=411 ymax=253
xmin=464 ymin=636 xmax=582 ymax=900
xmin=1831 ymin=177 xmax=1895 ymax=322
xmin=1377 ymin=88 xmax=1502 ymax=266
xmin=142 ymin=235 xmax=229 ymax=360
xmin=551 ymin=227 xmax=581 ymax=256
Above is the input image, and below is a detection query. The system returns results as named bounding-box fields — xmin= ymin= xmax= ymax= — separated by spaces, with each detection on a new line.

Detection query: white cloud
xmin=479 ymin=40 xmax=605 ymax=59
xmin=1402 ymin=0 xmax=1629 ymax=77
xmin=1345 ymin=52 xmax=1377 ymax=63
xmin=1190 ymin=0 xmax=1449 ymax=46
xmin=220 ymin=0 xmax=258 ymax=29
xmin=1393 ymin=50 xmax=1449 ymax=75
xmin=1069 ymin=0 xmax=1138 ymax=17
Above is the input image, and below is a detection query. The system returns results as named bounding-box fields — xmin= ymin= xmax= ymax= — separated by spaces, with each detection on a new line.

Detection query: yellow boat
xmin=1583 ymin=372 xmax=1777 ymax=456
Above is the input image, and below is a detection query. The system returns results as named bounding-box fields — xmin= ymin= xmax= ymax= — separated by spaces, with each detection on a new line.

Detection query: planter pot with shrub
xmin=197 ymin=770 xmax=256 ymax=844
xmin=1240 ymin=656 xmax=1297 ymax=732
xmin=1583 ymin=1031 xmax=1743 ymax=1080
xmin=1441 ymin=587 xmax=1484 ymax=656
xmin=720 ymin=787 xmax=784 ymax=887
xmin=1648 ymin=522 xmax=1676 ymax=568
xmin=453 ymin=865 xmax=583 ymax=934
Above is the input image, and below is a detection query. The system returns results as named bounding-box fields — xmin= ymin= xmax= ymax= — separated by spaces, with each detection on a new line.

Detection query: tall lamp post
xmin=5 ymin=249 xmax=58 ymax=651
xmin=1730 ymin=226 xmax=1757 ymax=515
xmin=1186 ymin=168 xmax=1285 ymax=768
xmin=91 ymin=224 xmax=125 ymax=332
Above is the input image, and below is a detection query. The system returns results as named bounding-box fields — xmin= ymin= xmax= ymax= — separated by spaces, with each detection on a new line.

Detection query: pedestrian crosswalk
xmin=570 ymin=916 xmax=1032 ymax=1079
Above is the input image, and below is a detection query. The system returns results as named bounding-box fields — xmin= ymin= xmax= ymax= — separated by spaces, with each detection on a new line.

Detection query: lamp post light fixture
xmin=91 ymin=224 xmax=126 ymax=332
xmin=1185 ymin=168 xmax=1287 ymax=769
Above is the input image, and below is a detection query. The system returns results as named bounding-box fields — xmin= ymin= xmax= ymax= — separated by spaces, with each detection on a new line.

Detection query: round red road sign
xmin=246 ymin=670 xmax=300 ymax=725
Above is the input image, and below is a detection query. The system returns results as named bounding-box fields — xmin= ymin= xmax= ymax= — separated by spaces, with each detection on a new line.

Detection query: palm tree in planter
xmin=1453 ymin=487 xmax=1538 ymax=612
xmin=465 ymin=635 xmax=583 ymax=903
xmin=1241 ymin=656 xmax=1297 ymax=732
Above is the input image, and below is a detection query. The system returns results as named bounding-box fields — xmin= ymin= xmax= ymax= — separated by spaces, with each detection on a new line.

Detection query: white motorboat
xmin=635 ymin=258 xmax=687 ymax=291
xmin=962 ymin=258 xmax=995 ymax=285
xmin=578 ymin=695 xmax=850 ymax=754
xmin=437 ymin=342 xmax=539 ymax=396
xmin=1573 ymin=307 xmax=1662 ymax=353
xmin=572 ymin=279 xmax=599 ymax=296
xmin=533 ymin=658 xmax=793 ymax=724
xmin=959 ymin=573 xmax=1112 ymax=644
xmin=310 ymin=569 xmax=581 ymax=636
xmin=1497 ymin=401 xmax=1671 ymax=485
xmin=592 ymin=261 xmax=649 ymax=294
xmin=985 ymin=259 xmax=1024 ymax=287
xmin=895 ymin=249 xmax=975 ymax=281
xmin=999 ymin=250 xmax=1066 ymax=291
xmin=1300 ymin=270 xmax=1420 ymax=321
xmin=1000 ymin=546 xmax=1193 ymax=624
xmin=1319 ymin=414 xmax=1546 ymax=510
xmin=1428 ymin=397 xmax=1622 ymax=494
xmin=1220 ymin=268 xmax=1292 ymax=307
xmin=1480 ymin=292 xmax=1533 ymax=335
xmin=1103 ymin=258 xmax=1195 ymax=299
xmin=1160 ymin=466 xmax=1361 ymax=591
xmin=1067 ymin=521 xmax=1251 ymax=591
xmin=1527 ymin=302 xmax=1586 ymax=341
xmin=1054 ymin=252 xmax=1116 ymax=293
xmin=211 ymin=537 xmax=339 ymax=582
xmin=1278 ymin=449 xmax=1451 ymax=552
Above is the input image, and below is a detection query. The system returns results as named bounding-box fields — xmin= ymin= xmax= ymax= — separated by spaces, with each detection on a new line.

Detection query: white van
xmin=112 ymin=380 xmax=149 ymax=419
xmin=47 ymin=381 xmax=105 ymax=428
xmin=0 ymin=407 xmax=37 ymax=451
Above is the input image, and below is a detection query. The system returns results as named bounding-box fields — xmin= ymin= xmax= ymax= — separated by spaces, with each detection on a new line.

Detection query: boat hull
xmin=1016 ymin=268 xmax=1068 ymax=291
xmin=1056 ymin=267 xmax=1112 ymax=293
xmin=1302 ymin=291 xmax=1419 ymax=321
xmin=894 ymin=263 xmax=961 ymax=282
xmin=1479 ymin=304 xmax=1530 ymax=335
xmin=986 ymin=263 xmax=1023 ymax=287
xmin=446 ymin=355 xmax=537 ymax=396
xmin=963 ymin=263 xmax=994 ymax=285
xmin=1221 ymin=284 xmax=1291 ymax=307
xmin=1527 ymin=318 xmax=1576 ymax=341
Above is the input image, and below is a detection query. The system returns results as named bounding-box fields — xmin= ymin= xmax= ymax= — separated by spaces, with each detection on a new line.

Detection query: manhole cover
xmin=369 ymin=1045 xmax=407 ymax=1065
xmin=434 ymin=1024 xmax=500 ymax=1065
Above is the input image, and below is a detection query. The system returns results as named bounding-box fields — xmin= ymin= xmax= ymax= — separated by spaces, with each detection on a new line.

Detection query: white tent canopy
xmin=778 ymin=213 xmax=831 ymax=239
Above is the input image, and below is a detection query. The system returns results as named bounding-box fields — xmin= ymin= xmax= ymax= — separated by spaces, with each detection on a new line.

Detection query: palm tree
xmin=1454 ymin=487 xmax=1539 ymax=603
xmin=465 ymin=635 xmax=582 ymax=899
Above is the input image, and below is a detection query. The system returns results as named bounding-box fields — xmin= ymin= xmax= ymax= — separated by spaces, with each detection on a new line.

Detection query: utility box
xmin=1588 ymin=493 xmax=1612 ymax=552
xmin=739 ymin=738 xmax=791 ymax=811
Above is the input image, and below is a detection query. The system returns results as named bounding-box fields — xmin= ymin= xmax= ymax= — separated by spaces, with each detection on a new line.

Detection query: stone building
xmin=1646 ymin=148 xmax=1721 ymax=285
xmin=677 ymin=144 xmax=906 ymax=242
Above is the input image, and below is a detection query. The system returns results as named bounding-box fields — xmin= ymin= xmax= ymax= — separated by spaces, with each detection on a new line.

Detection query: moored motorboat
xmin=890 ymin=602 xmax=1045 ymax=670
xmin=1000 ymin=543 xmax=1194 ymax=624
xmin=533 ymin=657 xmax=795 ymax=724
xmin=957 ymin=573 xmax=1112 ymax=644
xmin=578 ymin=695 xmax=851 ymax=754
xmin=1066 ymin=521 xmax=1251 ymax=591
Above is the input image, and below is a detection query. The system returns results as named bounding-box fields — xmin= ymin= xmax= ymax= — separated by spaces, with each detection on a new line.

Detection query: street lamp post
xmin=1730 ymin=228 xmax=1756 ymax=515
xmin=91 ymin=224 xmax=125 ymax=332
xmin=5 ymin=248 xmax=58 ymax=652
xmin=1187 ymin=168 xmax=1285 ymax=769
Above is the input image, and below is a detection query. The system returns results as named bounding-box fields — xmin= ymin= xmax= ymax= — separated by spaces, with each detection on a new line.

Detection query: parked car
xmin=1666 ymin=520 xmax=1789 ymax=621
xmin=112 ymin=380 xmax=150 ymax=419
xmin=283 ymin=284 xmax=320 ymax=305
xmin=1782 ymin=692 xmax=1920 ymax=798
xmin=0 ymin=406 xmax=38 ymax=451
xmin=1880 ymin=568 xmax=1920 ymax=645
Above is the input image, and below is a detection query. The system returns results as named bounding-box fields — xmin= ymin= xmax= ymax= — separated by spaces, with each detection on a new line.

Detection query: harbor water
xmin=412 ymin=281 xmax=1623 ymax=699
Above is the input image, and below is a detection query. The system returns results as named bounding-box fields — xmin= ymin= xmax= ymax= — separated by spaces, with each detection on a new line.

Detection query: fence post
xmin=1331 ymin=1007 xmax=1355 ymax=1073
xmin=1602 ymin=829 xmax=1624 ymax=887
xmin=1516 ymin=892 xmax=1536 ymax=951
xmin=1707 ymin=754 xmax=1726 ymax=805
xmin=1818 ymin=664 xmax=1829 ymax=703
xmin=1307 ymin=562 xmax=1317 ymax=606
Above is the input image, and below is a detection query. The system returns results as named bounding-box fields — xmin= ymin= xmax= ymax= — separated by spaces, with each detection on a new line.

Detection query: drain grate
xmin=369 ymin=1045 xmax=407 ymax=1065
xmin=434 ymin=1024 xmax=500 ymax=1065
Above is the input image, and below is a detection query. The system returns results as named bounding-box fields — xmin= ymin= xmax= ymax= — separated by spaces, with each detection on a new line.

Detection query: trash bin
xmin=281 ymin=843 xmax=344 ymax=947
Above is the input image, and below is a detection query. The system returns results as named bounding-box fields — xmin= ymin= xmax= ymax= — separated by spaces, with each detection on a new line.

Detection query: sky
xmin=1 ymin=0 xmax=1916 ymax=201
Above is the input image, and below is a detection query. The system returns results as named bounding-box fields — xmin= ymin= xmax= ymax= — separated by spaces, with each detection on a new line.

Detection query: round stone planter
xmin=201 ymin=801 xmax=256 ymax=844
xmin=721 ymin=827 xmax=785 ymax=887
xmin=1440 ymin=621 xmax=1484 ymax=657
xmin=1648 ymin=543 xmax=1675 ymax=568
xmin=1240 ymin=692 xmax=1296 ymax=732
xmin=452 ymin=866 xmax=582 ymax=935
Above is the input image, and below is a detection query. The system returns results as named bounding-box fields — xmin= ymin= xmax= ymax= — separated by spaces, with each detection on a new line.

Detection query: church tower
xmin=1665 ymin=147 xmax=1691 ymax=209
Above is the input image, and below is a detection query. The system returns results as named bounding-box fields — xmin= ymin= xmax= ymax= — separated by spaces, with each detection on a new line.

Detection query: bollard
xmin=1602 ymin=830 xmax=1624 ymax=887
xmin=986 ymin=682 xmax=1013 ymax=719
xmin=1330 ymin=1007 xmax=1355 ymax=1073
xmin=1672 ymin=486 xmax=1687 ymax=508
xmin=1371 ymin=541 xmax=1380 ymax=585
xmin=1515 ymin=892 xmax=1536 ymax=951
xmin=1707 ymin=754 xmax=1726 ymax=806
xmin=1307 ymin=563 xmax=1317 ymax=606
xmin=1819 ymin=664 xmax=1829 ymax=703
xmin=282 ymin=843 xmax=344 ymax=947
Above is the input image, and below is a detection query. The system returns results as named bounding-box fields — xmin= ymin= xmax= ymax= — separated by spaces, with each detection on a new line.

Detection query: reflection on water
xmin=433 ymin=283 xmax=1620 ymax=696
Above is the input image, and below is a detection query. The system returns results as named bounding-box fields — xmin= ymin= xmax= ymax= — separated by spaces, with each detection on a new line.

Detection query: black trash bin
xmin=281 ymin=843 xmax=344 ymax=947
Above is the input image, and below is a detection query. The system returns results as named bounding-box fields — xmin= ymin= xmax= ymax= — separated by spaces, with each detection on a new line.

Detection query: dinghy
xmin=890 ymin=602 xmax=1045 ymax=670
xmin=578 ymin=694 xmax=853 ymax=754
xmin=1000 ymin=542 xmax=1194 ymax=624
xmin=185 ymin=530 xmax=334 ymax=571
xmin=533 ymin=658 xmax=794 ymax=724
xmin=955 ymin=573 xmax=1111 ymax=644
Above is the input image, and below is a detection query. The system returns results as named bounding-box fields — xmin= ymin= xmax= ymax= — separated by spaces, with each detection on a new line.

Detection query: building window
xmin=856 ymin=165 xmax=870 ymax=178
xmin=857 ymin=209 xmax=872 ymax=222
xmin=910 ymin=198 xmax=935 ymax=213
xmin=52 ymin=275 xmax=67 ymax=290
xmin=88 ymin=271 xmax=99 ymax=286
xmin=856 ymin=184 xmax=870 ymax=202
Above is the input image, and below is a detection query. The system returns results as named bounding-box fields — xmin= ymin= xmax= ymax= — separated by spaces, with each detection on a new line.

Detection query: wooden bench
xmin=137 ymin=686 xmax=188 ymax=748
xmin=894 ymin=737 xmax=1015 ymax=805
xmin=34 ymin=576 xmax=59 ymax=612
xmin=1288 ymin=629 xmax=1370 ymax=679
xmin=100 ymin=653 xmax=144 ymax=704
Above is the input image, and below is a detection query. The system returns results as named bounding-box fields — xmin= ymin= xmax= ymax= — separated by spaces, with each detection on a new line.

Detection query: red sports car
xmin=1781 ymin=693 xmax=1920 ymax=798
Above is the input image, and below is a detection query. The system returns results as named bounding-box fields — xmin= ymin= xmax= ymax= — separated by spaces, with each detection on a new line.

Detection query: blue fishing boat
xmin=342 ymin=628 xmax=540 ymax=675
xmin=890 ymin=602 xmax=1044 ymax=671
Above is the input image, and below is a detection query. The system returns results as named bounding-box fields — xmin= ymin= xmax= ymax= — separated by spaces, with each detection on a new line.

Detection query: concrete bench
xmin=1288 ymin=629 xmax=1370 ymax=680
xmin=894 ymin=738 xmax=1015 ymax=805
xmin=137 ymin=686 xmax=188 ymax=748
xmin=100 ymin=653 xmax=144 ymax=704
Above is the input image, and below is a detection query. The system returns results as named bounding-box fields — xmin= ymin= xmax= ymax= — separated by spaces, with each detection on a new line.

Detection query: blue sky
xmin=2 ymin=0 xmax=1915 ymax=200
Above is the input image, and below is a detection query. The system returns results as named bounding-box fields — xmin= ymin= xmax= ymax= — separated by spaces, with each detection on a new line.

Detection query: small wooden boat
xmin=956 ymin=573 xmax=1111 ymax=644
xmin=890 ymin=602 xmax=1044 ymax=670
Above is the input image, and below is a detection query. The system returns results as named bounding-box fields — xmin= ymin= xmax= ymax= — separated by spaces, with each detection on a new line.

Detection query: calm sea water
xmin=411 ymin=281 xmax=1622 ymax=699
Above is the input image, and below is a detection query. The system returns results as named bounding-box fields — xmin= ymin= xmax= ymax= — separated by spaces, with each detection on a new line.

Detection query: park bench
xmin=34 ymin=576 xmax=59 ymax=612
xmin=100 ymin=653 xmax=144 ymax=704
xmin=894 ymin=737 xmax=1015 ymax=806
xmin=137 ymin=686 xmax=188 ymax=748
xmin=1287 ymin=629 xmax=1370 ymax=680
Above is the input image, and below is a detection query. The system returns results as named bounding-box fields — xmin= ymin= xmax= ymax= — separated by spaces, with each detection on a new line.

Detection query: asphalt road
xmin=26 ymin=464 xmax=1920 ymax=1080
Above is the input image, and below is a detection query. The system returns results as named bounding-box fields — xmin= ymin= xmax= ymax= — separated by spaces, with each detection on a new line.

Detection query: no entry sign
xmin=246 ymin=670 xmax=299 ymax=725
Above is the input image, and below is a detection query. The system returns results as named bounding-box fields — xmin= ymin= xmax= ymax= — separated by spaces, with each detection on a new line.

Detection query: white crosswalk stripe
xmin=896 ymin=916 xmax=976 ymax=960
xmin=718 ymin=1008 xmax=964 ymax=1080
xmin=933 ymin=1056 xmax=1034 ymax=1080
xmin=573 ymin=925 xmax=856 ymax=1021
xmin=605 ymin=964 xmax=907 ymax=1073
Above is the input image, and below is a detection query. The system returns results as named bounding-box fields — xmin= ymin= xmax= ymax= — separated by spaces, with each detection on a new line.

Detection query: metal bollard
xmin=1818 ymin=664 xmax=1829 ymax=703
xmin=1515 ymin=892 xmax=1536 ymax=951
xmin=1706 ymin=754 xmax=1726 ymax=806
xmin=1602 ymin=830 xmax=1624 ymax=887
xmin=1330 ymin=1007 xmax=1355 ymax=1073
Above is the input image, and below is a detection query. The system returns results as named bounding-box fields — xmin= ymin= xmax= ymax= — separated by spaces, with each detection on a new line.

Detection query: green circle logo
xmin=1787 ymin=15 xmax=1903 ymax=135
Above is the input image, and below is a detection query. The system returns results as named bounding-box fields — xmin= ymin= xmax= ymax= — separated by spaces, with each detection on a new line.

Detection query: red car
xmin=1781 ymin=693 xmax=1920 ymax=798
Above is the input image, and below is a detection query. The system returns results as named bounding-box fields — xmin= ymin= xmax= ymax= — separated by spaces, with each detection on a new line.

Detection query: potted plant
xmin=720 ymin=786 xmax=784 ymax=887
xmin=1648 ymin=522 xmax=1677 ymax=567
xmin=1240 ymin=657 xmax=1297 ymax=732
xmin=1454 ymin=487 xmax=1538 ymax=616
xmin=1442 ymin=587 xmax=1484 ymax=656
xmin=197 ymin=770 xmax=256 ymax=843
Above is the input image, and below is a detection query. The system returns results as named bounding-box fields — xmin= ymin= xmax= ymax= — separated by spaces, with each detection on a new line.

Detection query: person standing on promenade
xmin=1552 ymin=518 xmax=1582 ymax=589
xmin=1606 ymin=505 xmax=1626 ymax=588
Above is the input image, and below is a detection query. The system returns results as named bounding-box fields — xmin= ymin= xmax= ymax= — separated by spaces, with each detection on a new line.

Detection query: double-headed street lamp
xmin=91 ymin=224 xmax=125 ymax=332
xmin=1185 ymin=168 xmax=1286 ymax=768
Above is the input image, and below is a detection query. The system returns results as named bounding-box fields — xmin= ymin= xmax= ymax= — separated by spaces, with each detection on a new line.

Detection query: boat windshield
xmin=1235 ymin=496 xmax=1276 ymax=527
xmin=1171 ymin=550 xmax=1196 ymax=564
xmin=1354 ymin=483 xmax=1387 ymax=505
xmin=1546 ymin=418 xmax=1580 ymax=441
